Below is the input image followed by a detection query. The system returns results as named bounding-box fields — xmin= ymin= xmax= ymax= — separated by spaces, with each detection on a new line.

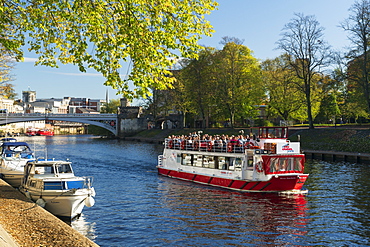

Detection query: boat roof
xmin=1 ymin=142 xmax=30 ymax=147
xmin=1 ymin=138 xmax=17 ymax=142
xmin=28 ymin=159 xmax=71 ymax=166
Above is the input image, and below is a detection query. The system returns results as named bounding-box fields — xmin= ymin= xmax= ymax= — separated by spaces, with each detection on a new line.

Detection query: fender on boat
xmin=36 ymin=197 xmax=46 ymax=208
xmin=85 ymin=195 xmax=95 ymax=207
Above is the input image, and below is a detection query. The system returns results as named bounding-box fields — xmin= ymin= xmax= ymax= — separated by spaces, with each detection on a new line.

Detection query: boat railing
xmin=83 ymin=176 xmax=94 ymax=189
xmin=164 ymin=138 xmax=261 ymax=153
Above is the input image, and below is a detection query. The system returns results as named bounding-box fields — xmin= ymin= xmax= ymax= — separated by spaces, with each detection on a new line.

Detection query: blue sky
xmin=13 ymin=0 xmax=356 ymax=101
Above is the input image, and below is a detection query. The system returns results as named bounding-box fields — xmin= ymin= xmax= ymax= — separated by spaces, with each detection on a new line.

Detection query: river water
xmin=18 ymin=135 xmax=370 ymax=246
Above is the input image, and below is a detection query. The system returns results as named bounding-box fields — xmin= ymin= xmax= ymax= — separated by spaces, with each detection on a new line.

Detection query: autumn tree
xmin=1 ymin=0 xmax=218 ymax=99
xmin=277 ymin=13 xmax=332 ymax=129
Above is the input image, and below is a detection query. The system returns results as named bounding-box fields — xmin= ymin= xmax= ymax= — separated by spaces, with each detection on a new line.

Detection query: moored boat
xmin=157 ymin=127 xmax=308 ymax=193
xmin=26 ymin=128 xmax=38 ymax=136
xmin=37 ymin=129 xmax=54 ymax=136
xmin=0 ymin=141 xmax=35 ymax=187
xmin=20 ymin=158 xmax=95 ymax=220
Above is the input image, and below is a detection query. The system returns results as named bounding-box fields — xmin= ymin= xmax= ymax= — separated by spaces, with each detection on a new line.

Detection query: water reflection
xmin=16 ymin=136 xmax=370 ymax=246
xmin=305 ymin=160 xmax=370 ymax=246
xmin=156 ymin=177 xmax=309 ymax=246
xmin=70 ymin=214 xmax=97 ymax=241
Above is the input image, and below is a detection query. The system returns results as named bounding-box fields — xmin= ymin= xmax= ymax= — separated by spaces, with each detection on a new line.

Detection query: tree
xmin=277 ymin=13 xmax=332 ymax=129
xmin=101 ymin=99 xmax=120 ymax=113
xmin=178 ymin=47 xmax=217 ymax=128
xmin=342 ymin=0 xmax=370 ymax=114
xmin=214 ymin=40 xmax=264 ymax=127
xmin=1 ymin=0 xmax=218 ymax=99
xmin=262 ymin=54 xmax=306 ymax=121
xmin=316 ymin=93 xmax=341 ymax=124
xmin=0 ymin=48 xmax=16 ymax=99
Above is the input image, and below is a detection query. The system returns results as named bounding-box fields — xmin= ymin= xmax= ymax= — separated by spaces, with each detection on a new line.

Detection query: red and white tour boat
xmin=157 ymin=127 xmax=308 ymax=193
xmin=37 ymin=129 xmax=54 ymax=136
xmin=26 ymin=128 xmax=54 ymax=136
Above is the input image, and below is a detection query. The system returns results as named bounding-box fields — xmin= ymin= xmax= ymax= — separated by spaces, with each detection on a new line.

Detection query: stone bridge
xmin=0 ymin=113 xmax=118 ymax=136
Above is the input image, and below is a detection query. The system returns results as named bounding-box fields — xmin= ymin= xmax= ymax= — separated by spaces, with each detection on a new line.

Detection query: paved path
xmin=0 ymin=224 xmax=18 ymax=247
xmin=0 ymin=179 xmax=99 ymax=247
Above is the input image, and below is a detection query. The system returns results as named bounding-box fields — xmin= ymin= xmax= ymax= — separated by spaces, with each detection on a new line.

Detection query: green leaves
xmin=2 ymin=0 xmax=218 ymax=98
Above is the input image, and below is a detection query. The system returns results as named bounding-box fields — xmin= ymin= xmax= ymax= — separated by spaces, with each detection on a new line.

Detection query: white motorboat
xmin=20 ymin=159 xmax=96 ymax=220
xmin=0 ymin=140 xmax=35 ymax=187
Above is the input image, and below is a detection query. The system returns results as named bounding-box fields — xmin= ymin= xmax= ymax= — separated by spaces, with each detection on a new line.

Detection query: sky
xmin=13 ymin=0 xmax=357 ymax=102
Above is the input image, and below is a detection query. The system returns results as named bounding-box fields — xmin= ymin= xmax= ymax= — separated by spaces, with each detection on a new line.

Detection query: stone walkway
xmin=0 ymin=179 xmax=99 ymax=247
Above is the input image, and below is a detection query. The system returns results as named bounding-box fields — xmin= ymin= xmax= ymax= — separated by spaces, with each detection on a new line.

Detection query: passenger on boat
xmin=214 ymin=136 xmax=223 ymax=150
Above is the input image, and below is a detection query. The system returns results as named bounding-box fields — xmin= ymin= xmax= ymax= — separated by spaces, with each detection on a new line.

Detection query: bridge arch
xmin=0 ymin=113 xmax=118 ymax=136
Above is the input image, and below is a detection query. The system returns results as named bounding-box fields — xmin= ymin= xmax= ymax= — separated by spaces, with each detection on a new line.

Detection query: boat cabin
xmin=0 ymin=142 xmax=34 ymax=159
xmin=23 ymin=160 xmax=90 ymax=191
xmin=161 ymin=127 xmax=305 ymax=179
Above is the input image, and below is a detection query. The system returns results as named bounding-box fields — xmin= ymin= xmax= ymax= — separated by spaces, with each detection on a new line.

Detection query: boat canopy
xmin=1 ymin=142 xmax=31 ymax=147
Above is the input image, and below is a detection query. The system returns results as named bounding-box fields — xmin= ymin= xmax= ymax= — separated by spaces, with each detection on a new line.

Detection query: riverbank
xmin=0 ymin=179 xmax=98 ymax=247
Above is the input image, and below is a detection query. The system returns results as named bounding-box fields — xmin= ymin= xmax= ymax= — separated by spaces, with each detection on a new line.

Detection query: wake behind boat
xmin=20 ymin=158 xmax=96 ymax=220
xmin=0 ymin=140 xmax=35 ymax=187
xmin=157 ymin=127 xmax=308 ymax=193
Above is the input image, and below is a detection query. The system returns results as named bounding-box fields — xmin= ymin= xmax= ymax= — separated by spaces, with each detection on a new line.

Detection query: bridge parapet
xmin=0 ymin=113 xmax=118 ymax=136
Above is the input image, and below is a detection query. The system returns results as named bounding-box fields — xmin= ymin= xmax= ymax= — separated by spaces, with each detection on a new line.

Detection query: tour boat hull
xmin=158 ymin=167 xmax=308 ymax=193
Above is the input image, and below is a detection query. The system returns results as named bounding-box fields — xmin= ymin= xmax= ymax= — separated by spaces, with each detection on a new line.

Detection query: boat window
xmin=269 ymin=157 xmax=303 ymax=173
xmin=247 ymin=157 xmax=253 ymax=167
xmin=195 ymin=155 xmax=203 ymax=167
xmin=218 ymin=157 xmax=226 ymax=170
xmin=213 ymin=156 xmax=219 ymax=169
xmin=35 ymin=166 xmax=53 ymax=174
xmin=235 ymin=158 xmax=243 ymax=168
xmin=181 ymin=154 xmax=193 ymax=166
xmin=176 ymin=154 xmax=181 ymax=164
xmin=44 ymin=181 xmax=65 ymax=190
xmin=228 ymin=158 xmax=235 ymax=170
xmin=30 ymin=181 xmax=37 ymax=187
xmin=203 ymin=156 xmax=215 ymax=168
xmin=56 ymin=164 xmax=72 ymax=173
xmin=207 ymin=156 xmax=215 ymax=169
xmin=179 ymin=153 xmax=244 ymax=171
xmin=66 ymin=180 xmax=84 ymax=189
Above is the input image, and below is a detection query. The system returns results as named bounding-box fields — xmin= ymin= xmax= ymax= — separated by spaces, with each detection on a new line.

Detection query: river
xmin=19 ymin=135 xmax=370 ymax=246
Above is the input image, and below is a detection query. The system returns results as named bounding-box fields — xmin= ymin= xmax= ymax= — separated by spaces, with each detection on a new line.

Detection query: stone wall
xmin=118 ymin=117 xmax=147 ymax=137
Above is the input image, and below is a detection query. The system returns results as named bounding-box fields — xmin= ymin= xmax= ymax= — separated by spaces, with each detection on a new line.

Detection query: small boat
xmin=157 ymin=126 xmax=309 ymax=193
xmin=26 ymin=128 xmax=38 ymax=136
xmin=26 ymin=128 xmax=54 ymax=136
xmin=0 ymin=141 xmax=35 ymax=187
xmin=37 ymin=129 xmax=54 ymax=136
xmin=20 ymin=158 xmax=96 ymax=220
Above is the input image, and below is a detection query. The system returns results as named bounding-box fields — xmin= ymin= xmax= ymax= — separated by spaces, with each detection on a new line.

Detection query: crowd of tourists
xmin=166 ymin=132 xmax=260 ymax=152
